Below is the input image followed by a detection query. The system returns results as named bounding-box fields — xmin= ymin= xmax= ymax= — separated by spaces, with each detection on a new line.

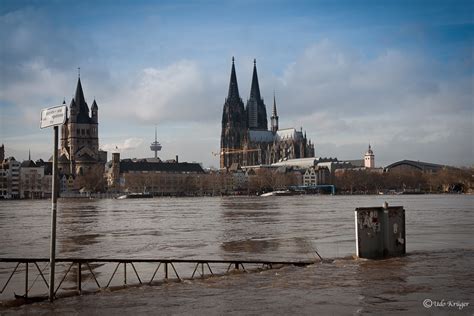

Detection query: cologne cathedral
xmin=220 ymin=57 xmax=314 ymax=169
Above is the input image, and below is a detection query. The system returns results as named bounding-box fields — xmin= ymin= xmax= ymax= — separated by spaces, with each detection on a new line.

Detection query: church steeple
xmin=73 ymin=74 xmax=91 ymax=124
xmin=227 ymin=57 xmax=241 ymax=102
xmin=75 ymin=77 xmax=88 ymax=113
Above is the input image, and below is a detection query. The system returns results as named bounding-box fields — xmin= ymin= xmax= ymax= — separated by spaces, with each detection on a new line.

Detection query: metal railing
xmin=0 ymin=257 xmax=316 ymax=301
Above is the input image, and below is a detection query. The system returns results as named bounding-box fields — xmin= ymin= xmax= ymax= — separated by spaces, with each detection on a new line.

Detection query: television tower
xmin=150 ymin=127 xmax=162 ymax=158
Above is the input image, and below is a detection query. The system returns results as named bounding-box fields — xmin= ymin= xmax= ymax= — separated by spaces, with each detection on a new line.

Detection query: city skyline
xmin=1 ymin=0 xmax=473 ymax=168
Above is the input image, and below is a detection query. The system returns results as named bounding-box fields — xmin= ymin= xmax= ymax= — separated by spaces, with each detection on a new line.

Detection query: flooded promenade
xmin=0 ymin=195 xmax=473 ymax=315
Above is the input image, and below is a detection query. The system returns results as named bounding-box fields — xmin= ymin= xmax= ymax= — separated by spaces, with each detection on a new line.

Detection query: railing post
xmin=164 ymin=263 xmax=168 ymax=279
xmin=25 ymin=262 xmax=28 ymax=299
xmin=77 ymin=262 xmax=81 ymax=294
xmin=124 ymin=263 xmax=127 ymax=285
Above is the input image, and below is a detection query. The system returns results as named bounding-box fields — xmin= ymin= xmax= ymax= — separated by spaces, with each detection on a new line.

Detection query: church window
xmin=77 ymin=129 xmax=80 ymax=135
xmin=87 ymin=130 xmax=90 ymax=135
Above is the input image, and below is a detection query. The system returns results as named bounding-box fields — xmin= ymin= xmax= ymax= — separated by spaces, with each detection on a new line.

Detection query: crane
xmin=212 ymin=148 xmax=261 ymax=156
xmin=212 ymin=147 xmax=263 ymax=166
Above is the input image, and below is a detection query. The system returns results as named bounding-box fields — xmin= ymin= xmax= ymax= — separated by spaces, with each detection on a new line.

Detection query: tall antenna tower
xmin=150 ymin=126 xmax=162 ymax=158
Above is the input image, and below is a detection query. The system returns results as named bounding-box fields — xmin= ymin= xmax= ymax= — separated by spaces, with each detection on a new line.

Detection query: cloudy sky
xmin=1 ymin=0 xmax=472 ymax=168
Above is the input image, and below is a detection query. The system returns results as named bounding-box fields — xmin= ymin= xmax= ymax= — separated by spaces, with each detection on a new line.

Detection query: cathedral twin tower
xmin=220 ymin=57 xmax=314 ymax=169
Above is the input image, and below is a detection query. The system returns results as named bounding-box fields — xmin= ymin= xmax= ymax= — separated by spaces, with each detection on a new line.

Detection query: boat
xmin=260 ymin=190 xmax=301 ymax=197
xmin=116 ymin=193 xmax=153 ymax=199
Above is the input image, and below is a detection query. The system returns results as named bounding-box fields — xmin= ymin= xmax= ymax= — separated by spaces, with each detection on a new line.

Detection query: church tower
xmin=364 ymin=144 xmax=375 ymax=168
xmin=246 ymin=59 xmax=267 ymax=130
xmin=270 ymin=93 xmax=279 ymax=133
xmin=220 ymin=57 xmax=247 ymax=169
xmin=59 ymin=73 xmax=102 ymax=176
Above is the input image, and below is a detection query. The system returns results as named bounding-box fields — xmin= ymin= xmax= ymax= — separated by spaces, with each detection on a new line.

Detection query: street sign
xmin=39 ymin=104 xmax=66 ymax=301
xmin=40 ymin=105 xmax=67 ymax=129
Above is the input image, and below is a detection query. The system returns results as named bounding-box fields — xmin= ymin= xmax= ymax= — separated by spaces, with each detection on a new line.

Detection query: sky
xmin=0 ymin=0 xmax=473 ymax=168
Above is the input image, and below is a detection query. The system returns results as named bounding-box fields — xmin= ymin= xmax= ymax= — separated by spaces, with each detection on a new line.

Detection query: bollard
xmin=355 ymin=202 xmax=406 ymax=259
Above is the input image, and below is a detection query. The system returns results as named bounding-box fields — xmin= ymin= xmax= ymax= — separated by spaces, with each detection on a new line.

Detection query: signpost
xmin=40 ymin=105 xmax=67 ymax=302
xmin=40 ymin=105 xmax=67 ymax=129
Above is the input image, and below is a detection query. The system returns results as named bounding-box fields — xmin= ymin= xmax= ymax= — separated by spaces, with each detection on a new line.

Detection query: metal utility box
xmin=355 ymin=203 xmax=406 ymax=259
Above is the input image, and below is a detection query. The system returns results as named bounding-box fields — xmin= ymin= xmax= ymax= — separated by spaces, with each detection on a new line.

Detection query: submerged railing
xmin=0 ymin=257 xmax=316 ymax=302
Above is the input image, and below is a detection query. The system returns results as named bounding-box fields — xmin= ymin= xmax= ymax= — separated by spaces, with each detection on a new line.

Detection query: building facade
xmin=303 ymin=166 xmax=330 ymax=186
xmin=0 ymin=157 xmax=20 ymax=199
xmin=20 ymin=160 xmax=44 ymax=199
xmin=59 ymin=76 xmax=106 ymax=177
xmin=220 ymin=58 xmax=314 ymax=169
xmin=106 ymin=153 xmax=206 ymax=195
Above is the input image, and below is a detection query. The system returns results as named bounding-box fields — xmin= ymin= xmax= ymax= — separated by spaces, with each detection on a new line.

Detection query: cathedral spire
xmin=271 ymin=91 xmax=279 ymax=133
xmin=272 ymin=92 xmax=278 ymax=117
xmin=246 ymin=58 xmax=267 ymax=130
xmin=227 ymin=56 xmax=240 ymax=101
xmin=249 ymin=59 xmax=261 ymax=101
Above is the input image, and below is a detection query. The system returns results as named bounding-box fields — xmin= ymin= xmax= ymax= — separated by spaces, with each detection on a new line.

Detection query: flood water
xmin=0 ymin=195 xmax=473 ymax=315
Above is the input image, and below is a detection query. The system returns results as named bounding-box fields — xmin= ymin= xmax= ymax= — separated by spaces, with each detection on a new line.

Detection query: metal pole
xmin=49 ymin=126 xmax=58 ymax=302
xmin=77 ymin=263 xmax=82 ymax=294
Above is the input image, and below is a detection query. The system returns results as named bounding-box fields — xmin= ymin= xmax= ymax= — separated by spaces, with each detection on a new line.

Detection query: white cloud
xmin=267 ymin=41 xmax=473 ymax=166
xmin=102 ymin=60 xmax=221 ymax=124
xmin=102 ymin=138 xmax=144 ymax=153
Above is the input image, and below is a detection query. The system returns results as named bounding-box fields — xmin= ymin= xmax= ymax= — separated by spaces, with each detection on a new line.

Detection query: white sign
xmin=40 ymin=105 xmax=67 ymax=129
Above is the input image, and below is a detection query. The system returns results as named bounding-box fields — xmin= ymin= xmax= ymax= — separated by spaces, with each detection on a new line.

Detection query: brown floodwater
xmin=0 ymin=195 xmax=473 ymax=315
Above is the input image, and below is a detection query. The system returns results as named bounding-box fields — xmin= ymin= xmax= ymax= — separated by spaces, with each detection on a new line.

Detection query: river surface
xmin=0 ymin=195 xmax=473 ymax=315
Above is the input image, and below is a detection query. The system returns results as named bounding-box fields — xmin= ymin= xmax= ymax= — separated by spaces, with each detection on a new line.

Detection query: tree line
xmin=334 ymin=168 xmax=473 ymax=194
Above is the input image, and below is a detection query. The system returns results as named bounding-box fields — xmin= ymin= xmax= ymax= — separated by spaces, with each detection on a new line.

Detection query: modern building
xmin=59 ymin=75 xmax=107 ymax=177
xmin=385 ymin=160 xmax=449 ymax=173
xmin=220 ymin=58 xmax=314 ymax=169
